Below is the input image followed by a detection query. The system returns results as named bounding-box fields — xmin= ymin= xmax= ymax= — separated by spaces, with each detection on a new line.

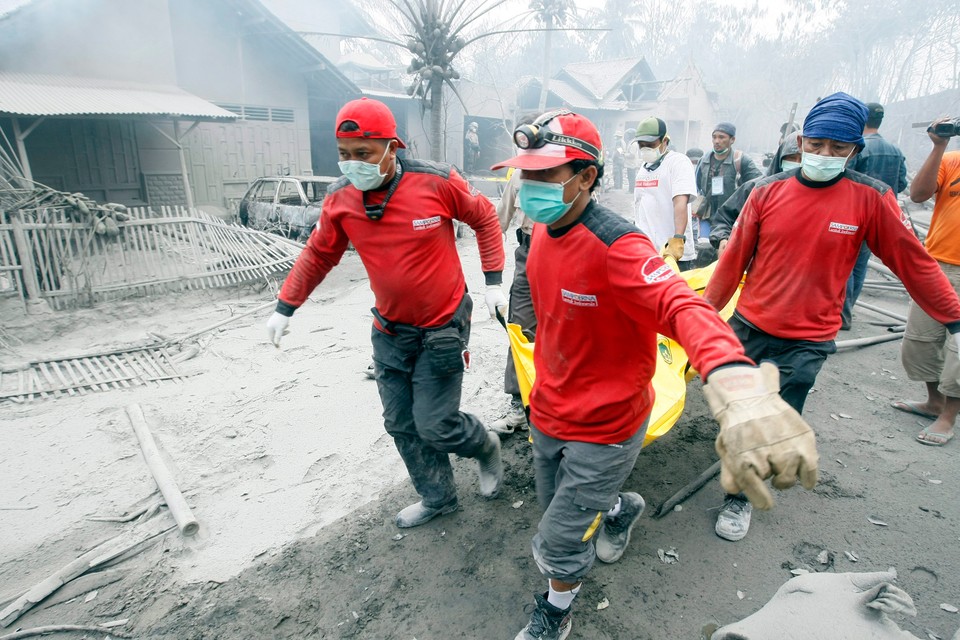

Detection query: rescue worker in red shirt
xmin=493 ymin=110 xmax=820 ymax=640
xmin=265 ymin=98 xmax=508 ymax=529
xmin=705 ymin=92 xmax=960 ymax=542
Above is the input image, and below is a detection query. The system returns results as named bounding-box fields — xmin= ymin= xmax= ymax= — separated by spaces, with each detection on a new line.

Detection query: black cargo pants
xmin=729 ymin=314 xmax=837 ymax=414
xmin=371 ymin=294 xmax=488 ymax=509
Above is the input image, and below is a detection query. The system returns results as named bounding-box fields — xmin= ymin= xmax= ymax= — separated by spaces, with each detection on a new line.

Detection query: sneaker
xmin=476 ymin=430 xmax=503 ymax=498
xmin=715 ymin=495 xmax=753 ymax=541
xmin=490 ymin=398 xmax=528 ymax=434
xmin=395 ymin=498 xmax=458 ymax=528
xmin=595 ymin=492 xmax=645 ymax=563
xmin=364 ymin=362 xmax=376 ymax=380
xmin=515 ymin=592 xmax=572 ymax=640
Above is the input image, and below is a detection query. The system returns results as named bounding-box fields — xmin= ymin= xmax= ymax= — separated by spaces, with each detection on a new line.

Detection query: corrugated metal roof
xmin=0 ymin=72 xmax=236 ymax=119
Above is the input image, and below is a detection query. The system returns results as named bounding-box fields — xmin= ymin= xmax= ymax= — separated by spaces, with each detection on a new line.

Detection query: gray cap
xmin=713 ymin=122 xmax=736 ymax=137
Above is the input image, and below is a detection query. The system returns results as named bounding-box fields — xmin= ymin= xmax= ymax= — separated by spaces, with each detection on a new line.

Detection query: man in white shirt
xmin=632 ymin=117 xmax=698 ymax=269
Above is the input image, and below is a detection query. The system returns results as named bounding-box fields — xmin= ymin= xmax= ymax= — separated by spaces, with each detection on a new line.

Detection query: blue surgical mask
xmin=780 ymin=160 xmax=801 ymax=172
xmin=518 ymin=172 xmax=583 ymax=224
xmin=801 ymin=150 xmax=852 ymax=182
xmin=338 ymin=145 xmax=391 ymax=191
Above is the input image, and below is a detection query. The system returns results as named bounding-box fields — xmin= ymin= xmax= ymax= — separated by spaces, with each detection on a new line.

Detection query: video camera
xmin=929 ymin=117 xmax=960 ymax=138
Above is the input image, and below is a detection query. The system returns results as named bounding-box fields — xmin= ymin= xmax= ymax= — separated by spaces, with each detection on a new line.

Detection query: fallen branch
xmin=169 ymin=300 xmax=275 ymax=346
xmin=124 ymin=405 xmax=199 ymax=537
xmin=36 ymin=569 xmax=125 ymax=612
xmin=85 ymin=501 xmax=161 ymax=523
xmin=0 ymin=624 xmax=132 ymax=639
xmin=0 ymin=521 xmax=174 ymax=627
xmin=653 ymin=460 xmax=721 ymax=519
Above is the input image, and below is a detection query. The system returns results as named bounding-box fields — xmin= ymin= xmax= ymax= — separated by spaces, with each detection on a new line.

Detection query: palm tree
xmin=305 ymin=0 xmax=601 ymax=161
xmin=529 ymin=0 xmax=575 ymax=111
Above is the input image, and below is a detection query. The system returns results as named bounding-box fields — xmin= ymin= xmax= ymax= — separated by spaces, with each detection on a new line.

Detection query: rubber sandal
xmin=891 ymin=400 xmax=938 ymax=420
xmin=916 ymin=426 xmax=954 ymax=447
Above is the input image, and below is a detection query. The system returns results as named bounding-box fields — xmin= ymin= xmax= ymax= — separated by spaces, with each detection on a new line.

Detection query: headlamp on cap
xmin=512 ymin=109 xmax=601 ymax=159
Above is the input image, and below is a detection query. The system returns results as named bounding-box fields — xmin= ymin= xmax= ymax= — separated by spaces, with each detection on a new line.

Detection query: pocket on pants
xmin=574 ymin=486 xmax=618 ymax=513
xmin=422 ymin=326 xmax=465 ymax=376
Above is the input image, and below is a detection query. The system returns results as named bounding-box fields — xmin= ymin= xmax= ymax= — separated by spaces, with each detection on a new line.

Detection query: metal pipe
xmin=836 ymin=331 xmax=904 ymax=350
xmin=854 ymin=300 xmax=908 ymax=323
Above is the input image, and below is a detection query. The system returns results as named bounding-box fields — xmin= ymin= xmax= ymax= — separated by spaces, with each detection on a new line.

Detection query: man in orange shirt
xmin=894 ymin=118 xmax=960 ymax=446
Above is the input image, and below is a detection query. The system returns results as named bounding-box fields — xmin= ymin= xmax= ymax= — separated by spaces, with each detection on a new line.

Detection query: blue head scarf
xmin=802 ymin=92 xmax=868 ymax=148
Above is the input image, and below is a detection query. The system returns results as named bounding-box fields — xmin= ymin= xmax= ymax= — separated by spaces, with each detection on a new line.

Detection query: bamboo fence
xmin=0 ymin=205 xmax=302 ymax=310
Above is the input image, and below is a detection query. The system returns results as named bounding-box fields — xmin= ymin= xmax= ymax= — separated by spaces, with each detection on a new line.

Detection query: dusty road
xmin=1 ymin=192 xmax=958 ymax=639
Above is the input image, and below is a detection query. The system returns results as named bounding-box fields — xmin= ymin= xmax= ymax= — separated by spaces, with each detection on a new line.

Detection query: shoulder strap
xmin=733 ymin=150 xmax=742 ymax=183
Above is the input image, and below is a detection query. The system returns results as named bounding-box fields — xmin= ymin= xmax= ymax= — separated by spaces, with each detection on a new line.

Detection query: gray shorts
xmin=529 ymin=421 xmax=646 ymax=583
xmin=901 ymin=261 xmax=960 ymax=398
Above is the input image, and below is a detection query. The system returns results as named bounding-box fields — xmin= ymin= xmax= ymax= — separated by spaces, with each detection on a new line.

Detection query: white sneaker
xmin=489 ymin=399 xmax=527 ymax=434
xmin=715 ymin=495 xmax=752 ymax=541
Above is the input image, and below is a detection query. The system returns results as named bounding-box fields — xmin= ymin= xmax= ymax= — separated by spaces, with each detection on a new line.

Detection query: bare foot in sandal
xmin=916 ymin=419 xmax=955 ymax=446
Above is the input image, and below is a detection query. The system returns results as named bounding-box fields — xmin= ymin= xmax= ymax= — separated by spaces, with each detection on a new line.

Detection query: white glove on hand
xmin=703 ymin=362 xmax=819 ymax=510
xmin=266 ymin=312 xmax=290 ymax=348
xmin=484 ymin=286 xmax=508 ymax=320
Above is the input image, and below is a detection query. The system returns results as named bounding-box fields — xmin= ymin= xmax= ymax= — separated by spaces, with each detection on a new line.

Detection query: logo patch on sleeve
xmin=641 ymin=256 xmax=674 ymax=284
xmin=828 ymin=221 xmax=858 ymax=235
xmin=412 ymin=215 xmax=442 ymax=231
xmin=899 ymin=210 xmax=915 ymax=231
xmin=561 ymin=289 xmax=598 ymax=307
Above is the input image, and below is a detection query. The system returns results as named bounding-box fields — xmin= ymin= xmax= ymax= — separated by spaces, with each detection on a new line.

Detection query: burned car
xmin=238 ymin=176 xmax=338 ymax=241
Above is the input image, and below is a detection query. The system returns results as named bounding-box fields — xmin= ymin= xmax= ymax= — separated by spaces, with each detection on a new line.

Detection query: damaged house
xmin=0 ymin=0 xmax=359 ymax=211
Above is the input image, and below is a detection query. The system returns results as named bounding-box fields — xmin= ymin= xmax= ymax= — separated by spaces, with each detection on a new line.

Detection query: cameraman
xmin=894 ymin=117 xmax=960 ymax=446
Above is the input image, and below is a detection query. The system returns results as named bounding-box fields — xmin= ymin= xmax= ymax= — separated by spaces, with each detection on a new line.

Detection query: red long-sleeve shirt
xmin=278 ymin=159 xmax=505 ymax=328
xmin=527 ymin=201 xmax=751 ymax=444
xmin=705 ymin=170 xmax=960 ymax=340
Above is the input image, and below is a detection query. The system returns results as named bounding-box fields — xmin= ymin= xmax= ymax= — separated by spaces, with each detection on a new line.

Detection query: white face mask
xmin=639 ymin=146 xmax=662 ymax=164
xmin=338 ymin=145 xmax=391 ymax=191
xmin=780 ymin=160 xmax=801 ymax=172
xmin=801 ymin=149 xmax=853 ymax=182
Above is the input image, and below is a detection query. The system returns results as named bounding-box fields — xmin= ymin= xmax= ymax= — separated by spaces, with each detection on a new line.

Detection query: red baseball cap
xmin=335 ymin=97 xmax=407 ymax=148
xmin=491 ymin=111 xmax=602 ymax=170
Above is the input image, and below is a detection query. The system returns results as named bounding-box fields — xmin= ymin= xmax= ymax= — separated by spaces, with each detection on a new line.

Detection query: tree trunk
xmin=430 ymin=81 xmax=443 ymax=162
xmin=538 ymin=16 xmax=553 ymax=112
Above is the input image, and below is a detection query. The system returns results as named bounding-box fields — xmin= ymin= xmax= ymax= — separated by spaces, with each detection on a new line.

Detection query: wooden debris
xmin=0 ymin=520 xmax=174 ymax=627
xmin=0 ymin=624 xmax=132 ymax=639
xmin=653 ymin=460 xmax=721 ymax=518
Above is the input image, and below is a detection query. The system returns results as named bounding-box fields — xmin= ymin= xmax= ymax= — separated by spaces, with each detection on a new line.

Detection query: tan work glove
xmin=703 ymin=362 xmax=818 ymax=510
xmin=661 ymin=235 xmax=685 ymax=261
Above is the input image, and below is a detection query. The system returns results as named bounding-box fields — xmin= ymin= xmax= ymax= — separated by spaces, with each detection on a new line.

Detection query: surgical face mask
xmin=518 ymin=172 xmax=583 ymax=224
xmin=639 ymin=146 xmax=662 ymax=164
xmin=801 ymin=149 xmax=852 ymax=182
xmin=338 ymin=145 xmax=391 ymax=191
xmin=780 ymin=160 xmax=801 ymax=172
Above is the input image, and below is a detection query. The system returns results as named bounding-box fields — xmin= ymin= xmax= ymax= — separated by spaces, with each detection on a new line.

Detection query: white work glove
xmin=266 ymin=312 xmax=290 ymax=348
xmin=484 ymin=286 xmax=508 ymax=320
xmin=703 ymin=362 xmax=819 ymax=510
